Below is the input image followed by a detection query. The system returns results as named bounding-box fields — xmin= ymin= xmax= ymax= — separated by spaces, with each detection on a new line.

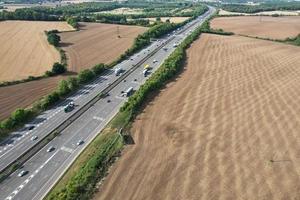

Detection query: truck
xmin=114 ymin=67 xmax=122 ymax=76
xmin=125 ymin=87 xmax=134 ymax=97
xmin=144 ymin=64 xmax=150 ymax=69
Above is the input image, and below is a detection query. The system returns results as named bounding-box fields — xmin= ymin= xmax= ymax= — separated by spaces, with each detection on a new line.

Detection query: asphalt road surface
xmin=0 ymin=7 xmax=215 ymax=200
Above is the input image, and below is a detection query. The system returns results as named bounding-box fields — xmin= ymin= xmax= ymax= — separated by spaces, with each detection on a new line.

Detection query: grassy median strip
xmin=44 ymin=14 xmax=213 ymax=200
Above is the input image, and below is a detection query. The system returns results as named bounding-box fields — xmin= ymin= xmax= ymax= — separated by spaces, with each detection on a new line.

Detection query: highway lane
xmin=0 ymin=7 xmax=215 ymax=200
xmin=0 ymin=37 xmax=163 ymax=172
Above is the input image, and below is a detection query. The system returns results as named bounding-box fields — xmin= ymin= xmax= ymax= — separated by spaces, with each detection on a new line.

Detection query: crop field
xmin=95 ymin=34 xmax=300 ymax=200
xmin=219 ymin=9 xmax=300 ymax=16
xmin=0 ymin=21 xmax=73 ymax=82
xmin=211 ymin=16 xmax=300 ymax=39
xmin=0 ymin=76 xmax=66 ymax=120
xmin=59 ymin=23 xmax=147 ymax=72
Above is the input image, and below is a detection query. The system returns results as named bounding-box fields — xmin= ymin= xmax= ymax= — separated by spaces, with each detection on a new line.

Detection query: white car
xmin=31 ymin=136 xmax=38 ymax=141
xmin=77 ymin=140 xmax=84 ymax=146
xmin=18 ymin=170 xmax=28 ymax=177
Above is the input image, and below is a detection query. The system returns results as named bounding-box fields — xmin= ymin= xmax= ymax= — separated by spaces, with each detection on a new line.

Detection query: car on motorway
xmin=28 ymin=125 xmax=35 ymax=130
xmin=77 ymin=140 xmax=84 ymax=146
xmin=31 ymin=136 xmax=38 ymax=141
xmin=64 ymin=101 xmax=75 ymax=113
xmin=114 ymin=67 xmax=122 ymax=76
xmin=47 ymin=146 xmax=55 ymax=152
xmin=125 ymin=87 xmax=134 ymax=97
xmin=153 ymin=60 xmax=157 ymax=63
xmin=18 ymin=170 xmax=28 ymax=177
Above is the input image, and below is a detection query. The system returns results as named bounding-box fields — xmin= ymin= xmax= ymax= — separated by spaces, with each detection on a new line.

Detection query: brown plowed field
xmin=59 ymin=23 xmax=147 ymax=72
xmin=0 ymin=21 xmax=73 ymax=82
xmin=0 ymin=76 xmax=68 ymax=120
xmin=95 ymin=34 xmax=300 ymax=200
xmin=211 ymin=16 xmax=300 ymax=39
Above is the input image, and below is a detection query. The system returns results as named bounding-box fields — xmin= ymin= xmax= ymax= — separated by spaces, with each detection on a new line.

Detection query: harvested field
xmin=59 ymin=23 xmax=147 ymax=72
xmin=211 ymin=16 xmax=300 ymax=39
xmin=0 ymin=75 xmax=67 ymax=120
xmin=95 ymin=34 xmax=300 ymax=200
xmin=0 ymin=21 xmax=73 ymax=82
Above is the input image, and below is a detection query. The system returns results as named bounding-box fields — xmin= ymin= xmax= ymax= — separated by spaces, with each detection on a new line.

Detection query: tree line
xmin=221 ymin=2 xmax=300 ymax=13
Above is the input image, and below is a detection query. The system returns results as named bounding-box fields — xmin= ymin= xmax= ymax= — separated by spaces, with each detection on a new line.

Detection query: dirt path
xmin=211 ymin=16 xmax=300 ymax=40
xmin=94 ymin=34 xmax=300 ymax=200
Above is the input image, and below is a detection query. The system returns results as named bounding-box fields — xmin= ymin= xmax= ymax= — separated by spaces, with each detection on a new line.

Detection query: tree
xmin=11 ymin=108 xmax=30 ymax=123
xmin=92 ymin=63 xmax=106 ymax=75
xmin=52 ymin=62 xmax=66 ymax=74
xmin=58 ymin=80 xmax=71 ymax=96
xmin=78 ymin=69 xmax=95 ymax=84
xmin=47 ymin=32 xmax=61 ymax=47
xmin=67 ymin=77 xmax=79 ymax=91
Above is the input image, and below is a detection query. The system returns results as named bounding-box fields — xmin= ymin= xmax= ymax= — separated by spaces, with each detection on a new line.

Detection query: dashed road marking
xmin=61 ymin=146 xmax=73 ymax=153
xmin=115 ymin=95 xmax=126 ymax=100
xmin=93 ymin=116 xmax=104 ymax=121
xmin=5 ymin=152 xmax=57 ymax=200
xmin=131 ymin=81 xmax=141 ymax=85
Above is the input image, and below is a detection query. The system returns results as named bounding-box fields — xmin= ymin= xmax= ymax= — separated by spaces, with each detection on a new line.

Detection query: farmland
xmin=211 ymin=16 xmax=300 ymax=39
xmin=218 ymin=9 xmax=300 ymax=16
xmin=59 ymin=23 xmax=147 ymax=72
xmin=95 ymin=34 xmax=300 ymax=200
xmin=0 ymin=21 xmax=73 ymax=82
xmin=0 ymin=75 xmax=66 ymax=120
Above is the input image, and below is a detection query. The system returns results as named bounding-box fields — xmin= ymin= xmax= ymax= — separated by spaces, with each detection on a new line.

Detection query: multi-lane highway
xmin=0 ymin=7 xmax=215 ymax=200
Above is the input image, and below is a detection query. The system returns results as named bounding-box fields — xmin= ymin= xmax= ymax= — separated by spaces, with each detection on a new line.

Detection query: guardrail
xmin=0 ymin=34 xmax=176 ymax=182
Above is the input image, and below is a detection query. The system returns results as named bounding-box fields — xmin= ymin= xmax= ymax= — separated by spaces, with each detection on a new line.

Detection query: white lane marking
xmin=5 ymin=151 xmax=58 ymax=200
xmin=61 ymin=146 xmax=73 ymax=153
xmin=93 ymin=116 xmax=104 ymax=121
xmin=131 ymin=81 xmax=141 ymax=85
xmin=115 ymin=95 xmax=126 ymax=100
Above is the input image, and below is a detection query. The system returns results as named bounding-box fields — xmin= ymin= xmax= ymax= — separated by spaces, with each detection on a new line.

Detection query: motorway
xmin=0 ymin=7 xmax=214 ymax=200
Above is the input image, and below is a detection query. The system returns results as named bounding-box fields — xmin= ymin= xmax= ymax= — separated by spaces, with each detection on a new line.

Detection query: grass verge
xmin=45 ymin=126 xmax=123 ymax=200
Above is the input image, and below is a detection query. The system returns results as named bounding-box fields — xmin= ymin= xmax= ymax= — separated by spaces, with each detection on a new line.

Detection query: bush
xmin=47 ymin=32 xmax=61 ymax=47
xmin=67 ymin=77 xmax=79 ymax=91
xmin=67 ymin=17 xmax=79 ymax=29
xmin=52 ymin=62 xmax=66 ymax=74
xmin=92 ymin=63 xmax=106 ymax=75
xmin=45 ymin=70 xmax=54 ymax=77
xmin=78 ymin=69 xmax=96 ymax=84
xmin=40 ymin=91 xmax=60 ymax=110
xmin=58 ymin=80 xmax=71 ymax=96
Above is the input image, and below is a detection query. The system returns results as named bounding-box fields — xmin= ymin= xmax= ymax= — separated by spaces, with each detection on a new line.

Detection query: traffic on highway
xmin=0 ymin=7 xmax=215 ymax=200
